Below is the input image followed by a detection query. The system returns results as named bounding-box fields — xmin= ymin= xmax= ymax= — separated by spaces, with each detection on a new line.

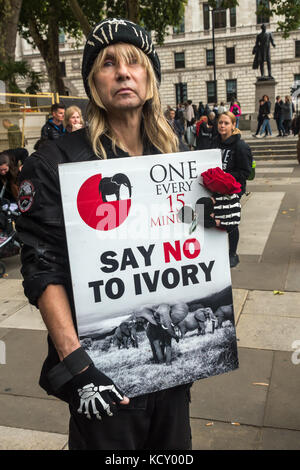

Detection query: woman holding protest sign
xmin=212 ymin=111 xmax=252 ymax=268
xmin=16 ymin=19 xmax=240 ymax=450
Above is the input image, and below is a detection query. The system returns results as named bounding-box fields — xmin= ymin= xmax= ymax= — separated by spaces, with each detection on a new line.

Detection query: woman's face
xmin=218 ymin=114 xmax=235 ymax=139
xmin=0 ymin=164 xmax=9 ymax=176
xmin=69 ymin=112 xmax=81 ymax=126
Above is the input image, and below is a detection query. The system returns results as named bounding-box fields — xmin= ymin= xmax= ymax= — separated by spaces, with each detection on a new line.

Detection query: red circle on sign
xmin=77 ymin=174 xmax=131 ymax=231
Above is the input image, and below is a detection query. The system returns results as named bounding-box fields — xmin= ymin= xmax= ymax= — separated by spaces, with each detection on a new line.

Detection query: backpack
xmin=232 ymin=106 xmax=240 ymax=116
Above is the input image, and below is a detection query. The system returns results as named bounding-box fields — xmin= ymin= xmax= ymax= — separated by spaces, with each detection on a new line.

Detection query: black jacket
xmin=16 ymin=128 xmax=187 ymax=397
xmin=41 ymin=118 xmax=66 ymax=140
xmin=274 ymin=100 xmax=283 ymax=119
xmin=261 ymin=101 xmax=271 ymax=119
xmin=211 ymin=133 xmax=252 ymax=195
xmin=196 ymin=121 xmax=212 ymax=150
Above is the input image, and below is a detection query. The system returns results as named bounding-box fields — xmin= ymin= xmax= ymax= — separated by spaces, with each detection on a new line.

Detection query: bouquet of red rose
xmin=178 ymin=167 xmax=242 ymax=233
xmin=200 ymin=167 xmax=241 ymax=195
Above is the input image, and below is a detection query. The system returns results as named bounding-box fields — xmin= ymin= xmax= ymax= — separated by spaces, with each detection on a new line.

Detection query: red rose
xmin=201 ymin=167 xmax=241 ymax=195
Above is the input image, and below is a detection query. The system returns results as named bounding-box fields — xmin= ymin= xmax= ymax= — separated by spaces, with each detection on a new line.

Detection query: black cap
xmin=82 ymin=18 xmax=161 ymax=98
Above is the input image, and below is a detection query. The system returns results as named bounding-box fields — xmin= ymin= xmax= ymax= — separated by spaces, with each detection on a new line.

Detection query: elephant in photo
xmin=136 ymin=302 xmax=189 ymax=365
xmin=213 ymin=304 xmax=234 ymax=328
xmin=99 ymin=173 xmax=132 ymax=202
xmin=177 ymin=307 xmax=214 ymax=338
xmin=113 ymin=319 xmax=138 ymax=349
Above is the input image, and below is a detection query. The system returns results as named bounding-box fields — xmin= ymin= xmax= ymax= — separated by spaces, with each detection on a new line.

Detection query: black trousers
xmin=68 ymin=384 xmax=192 ymax=450
xmin=229 ymin=226 xmax=239 ymax=255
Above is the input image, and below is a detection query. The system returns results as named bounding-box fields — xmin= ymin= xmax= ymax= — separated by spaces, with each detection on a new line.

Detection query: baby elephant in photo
xmin=177 ymin=307 xmax=214 ymax=338
xmin=113 ymin=320 xmax=138 ymax=349
xmin=213 ymin=304 xmax=234 ymax=328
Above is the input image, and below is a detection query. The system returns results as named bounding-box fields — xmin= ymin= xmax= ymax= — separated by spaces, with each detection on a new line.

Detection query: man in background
xmin=2 ymin=119 xmax=22 ymax=149
xmin=40 ymin=103 xmax=66 ymax=141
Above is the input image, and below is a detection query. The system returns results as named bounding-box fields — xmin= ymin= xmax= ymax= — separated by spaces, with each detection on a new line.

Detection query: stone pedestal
xmin=250 ymin=79 xmax=278 ymax=132
xmin=254 ymin=79 xmax=277 ymax=111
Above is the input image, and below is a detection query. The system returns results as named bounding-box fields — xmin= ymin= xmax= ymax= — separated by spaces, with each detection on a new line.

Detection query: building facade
xmin=15 ymin=0 xmax=300 ymax=113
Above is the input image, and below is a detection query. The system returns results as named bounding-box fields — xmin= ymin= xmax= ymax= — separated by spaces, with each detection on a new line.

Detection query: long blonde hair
xmin=87 ymin=43 xmax=179 ymax=158
xmin=218 ymin=111 xmax=241 ymax=135
xmin=64 ymin=105 xmax=84 ymax=128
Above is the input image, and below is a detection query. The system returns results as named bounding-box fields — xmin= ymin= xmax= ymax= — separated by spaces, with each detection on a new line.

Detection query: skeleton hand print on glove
xmin=77 ymin=382 xmax=124 ymax=420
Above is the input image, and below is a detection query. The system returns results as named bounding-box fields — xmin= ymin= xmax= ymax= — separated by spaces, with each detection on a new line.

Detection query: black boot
xmin=229 ymin=253 xmax=240 ymax=268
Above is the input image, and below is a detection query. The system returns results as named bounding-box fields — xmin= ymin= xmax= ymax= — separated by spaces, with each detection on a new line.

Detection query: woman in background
xmin=0 ymin=152 xmax=20 ymax=211
xmin=211 ymin=111 xmax=252 ymax=268
xmin=64 ymin=106 xmax=84 ymax=133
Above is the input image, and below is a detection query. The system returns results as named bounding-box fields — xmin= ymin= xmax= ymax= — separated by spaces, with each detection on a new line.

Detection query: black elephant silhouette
xmin=99 ymin=173 xmax=132 ymax=202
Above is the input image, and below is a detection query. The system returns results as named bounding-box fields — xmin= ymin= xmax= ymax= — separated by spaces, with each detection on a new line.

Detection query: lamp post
xmin=209 ymin=7 xmax=217 ymax=103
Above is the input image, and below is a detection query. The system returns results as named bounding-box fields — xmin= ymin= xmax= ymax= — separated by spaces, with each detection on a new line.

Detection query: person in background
xmin=0 ymin=152 xmax=20 ymax=207
xmin=167 ymin=108 xmax=184 ymax=142
xmin=2 ymin=148 xmax=28 ymax=169
xmin=195 ymin=115 xmax=212 ymax=150
xmin=257 ymin=95 xmax=272 ymax=138
xmin=184 ymin=100 xmax=195 ymax=149
xmin=253 ymin=99 xmax=265 ymax=137
xmin=208 ymin=111 xmax=218 ymax=139
xmin=211 ymin=111 xmax=252 ymax=268
xmin=274 ymin=96 xmax=285 ymax=137
xmin=203 ymin=103 xmax=211 ymax=116
xmin=213 ymin=103 xmax=219 ymax=117
xmin=229 ymin=100 xmax=242 ymax=129
xmin=64 ymin=106 xmax=84 ymax=133
xmin=218 ymin=102 xmax=227 ymax=114
xmin=40 ymin=103 xmax=66 ymax=141
xmin=2 ymin=119 xmax=23 ymax=149
xmin=282 ymin=96 xmax=293 ymax=136
xmin=197 ymin=101 xmax=205 ymax=118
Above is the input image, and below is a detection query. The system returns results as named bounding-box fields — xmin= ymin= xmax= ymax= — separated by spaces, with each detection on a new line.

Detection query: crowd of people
xmin=165 ymin=98 xmax=242 ymax=151
xmin=0 ymin=104 xmax=85 ymax=215
xmin=253 ymin=94 xmax=299 ymax=138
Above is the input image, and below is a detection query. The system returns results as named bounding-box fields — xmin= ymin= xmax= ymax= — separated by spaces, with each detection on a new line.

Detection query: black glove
xmin=213 ymin=193 xmax=241 ymax=231
xmin=65 ymin=364 xmax=125 ymax=420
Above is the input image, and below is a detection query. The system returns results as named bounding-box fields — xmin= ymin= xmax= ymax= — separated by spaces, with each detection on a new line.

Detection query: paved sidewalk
xmin=0 ymin=135 xmax=300 ymax=450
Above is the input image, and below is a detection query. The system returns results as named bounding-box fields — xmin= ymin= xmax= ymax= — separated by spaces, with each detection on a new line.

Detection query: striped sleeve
xmin=213 ymin=194 xmax=241 ymax=229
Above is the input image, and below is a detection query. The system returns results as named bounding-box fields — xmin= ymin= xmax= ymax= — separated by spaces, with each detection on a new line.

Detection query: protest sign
xmin=59 ymin=149 xmax=239 ymax=397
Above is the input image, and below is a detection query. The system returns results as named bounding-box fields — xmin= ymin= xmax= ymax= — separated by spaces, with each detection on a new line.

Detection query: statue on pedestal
xmin=252 ymin=24 xmax=276 ymax=80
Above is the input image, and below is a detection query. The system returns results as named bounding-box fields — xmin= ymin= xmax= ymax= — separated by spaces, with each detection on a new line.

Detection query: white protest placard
xmin=59 ymin=149 xmax=239 ymax=397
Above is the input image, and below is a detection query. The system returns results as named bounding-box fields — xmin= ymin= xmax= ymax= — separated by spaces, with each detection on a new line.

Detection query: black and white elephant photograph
xmin=79 ymin=290 xmax=238 ymax=398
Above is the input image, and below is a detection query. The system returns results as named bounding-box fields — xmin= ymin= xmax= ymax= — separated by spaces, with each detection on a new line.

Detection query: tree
xmin=18 ymin=0 xmax=106 ymax=94
xmin=69 ymin=0 xmax=188 ymax=45
xmin=0 ymin=0 xmax=23 ymax=63
xmin=256 ymin=0 xmax=300 ymax=37
xmin=0 ymin=58 xmax=42 ymax=93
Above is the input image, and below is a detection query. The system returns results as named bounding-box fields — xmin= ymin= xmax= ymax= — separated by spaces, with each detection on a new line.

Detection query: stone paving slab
xmin=232 ymin=289 xmax=248 ymax=324
xmin=0 ymin=303 xmax=46 ymax=330
xmin=191 ymin=418 xmax=261 ymax=450
xmin=259 ymin=428 xmax=300 ymax=450
xmin=242 ymin=290 xmax=300 ymax=318
xmin=0 ymin=299 xmax=28 ymax=323
xmin=0 ymin=425 xmax=68 ymax=450
xmin=0 ymin=394 xmax=69 ymax=434
xmin=190 ymin=348 xmax=273 ymax=427
xmin=0 ymin=279 xmax=24 ymax=299
xmin=238 ymin=192 xmax=285 ymax=256
xmin=231 ymin=260 xmax=289 ymax=292
xmin=264 ymin=351 xmax=300 ymax=431
xmin=0 ymin=329 xmax=48 ymax=398
xmin=285 ymin=243 xmax=300 ymax=292
xmin=236 ymin=315 xmax=300 ymax=351
xmin=191 ymin=418 xmax=300 ymax=450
